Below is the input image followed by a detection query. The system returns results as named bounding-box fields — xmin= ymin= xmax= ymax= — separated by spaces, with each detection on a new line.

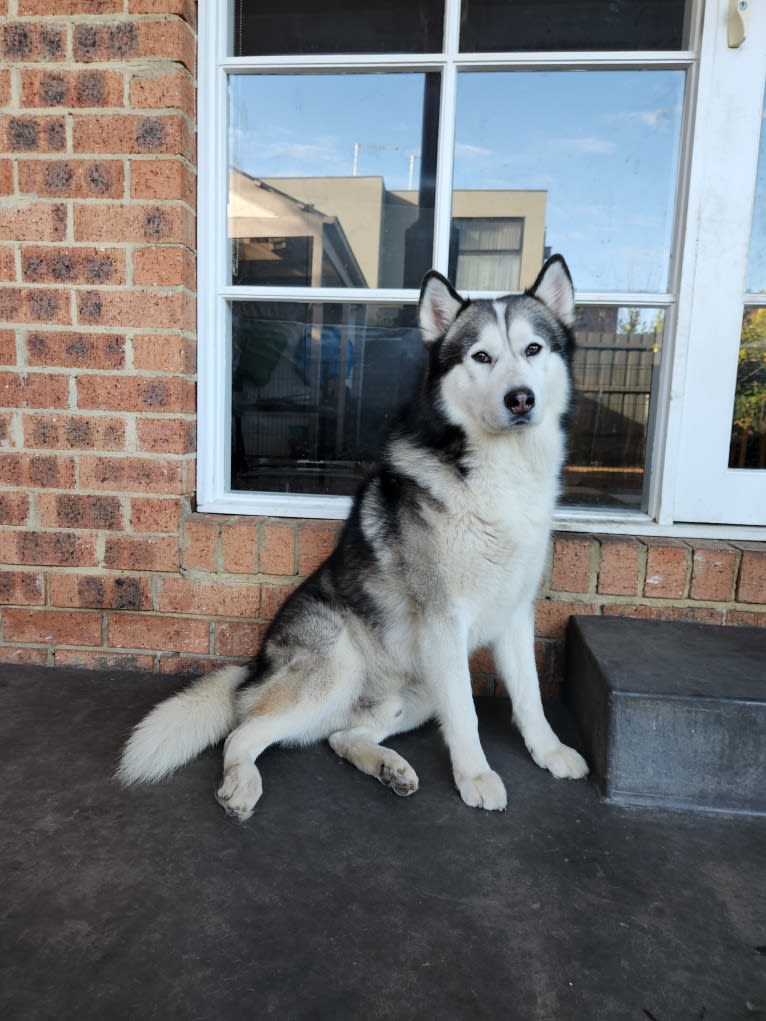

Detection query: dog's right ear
xmin=418 ymin=271 xmax=467 ymax=345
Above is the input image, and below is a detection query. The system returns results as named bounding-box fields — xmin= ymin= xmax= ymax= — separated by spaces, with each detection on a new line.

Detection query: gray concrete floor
xmin=1 ymin=664 xmax=764 ymax=1020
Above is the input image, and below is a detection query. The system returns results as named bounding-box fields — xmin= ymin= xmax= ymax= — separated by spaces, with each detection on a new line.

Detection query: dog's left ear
xmin=528 ymin=255 xmax=575 ymax=326
xmin=419 ymin=271 xmax=467 ymax=345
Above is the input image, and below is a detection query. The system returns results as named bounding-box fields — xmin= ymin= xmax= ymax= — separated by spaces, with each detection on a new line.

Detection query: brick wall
xmin=0 ymin=2 xmax=764 ymax=692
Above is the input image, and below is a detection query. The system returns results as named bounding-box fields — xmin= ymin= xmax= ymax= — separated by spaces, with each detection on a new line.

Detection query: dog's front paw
xmin=531 ymin=741 xmax=589 ymax=780
xmin=215 ymin=763 xmax=263 ymax=821
xmin=455 ymin=769 xmax=507 ymax=811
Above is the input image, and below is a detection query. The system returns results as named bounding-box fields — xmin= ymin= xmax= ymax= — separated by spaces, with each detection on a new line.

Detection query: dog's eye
xmin=471 ymin=350 xmax=492 ymax=364
xmin=525 ymin=343 xmax=542 ymax=357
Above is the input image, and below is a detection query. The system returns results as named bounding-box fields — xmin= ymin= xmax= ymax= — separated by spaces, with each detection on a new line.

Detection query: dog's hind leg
xmin=492 ymin=605 xmax=588 ymax=780
xmin=328 ymin=690 xmax=432 ymax=797
xmin=215 ymin=634 xmax=363 ymax=821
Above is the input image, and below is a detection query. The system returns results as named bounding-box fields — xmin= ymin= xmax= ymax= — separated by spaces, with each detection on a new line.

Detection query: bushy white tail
xmin=116 ymin=665 xmax=248 ymax=785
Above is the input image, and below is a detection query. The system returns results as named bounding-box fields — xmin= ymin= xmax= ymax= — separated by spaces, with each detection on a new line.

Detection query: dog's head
xmin=418 ymin=255 xmax=576 ymax=436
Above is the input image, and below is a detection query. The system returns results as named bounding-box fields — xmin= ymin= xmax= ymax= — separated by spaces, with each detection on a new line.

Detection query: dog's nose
xmin=505 ymin=387 xmax=535 ymax=414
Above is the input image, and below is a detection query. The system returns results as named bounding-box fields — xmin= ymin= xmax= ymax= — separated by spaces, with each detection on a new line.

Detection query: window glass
xmin=231 ymin=302 xmax=422 ymax=496
xmin=232 ymin=0 xmax=444 ymax=56
xmin=460 ymin=0 xmax=688 ymax=53
xmin=451 ymin=70 xmax=684 ymax=293
xmin=229 ymin=74 xmax=439 ymax=289
xmin=729 ymin=310 xmax=766 ymax=470
xmin=564 ymin=305 xmax=664 ymax=510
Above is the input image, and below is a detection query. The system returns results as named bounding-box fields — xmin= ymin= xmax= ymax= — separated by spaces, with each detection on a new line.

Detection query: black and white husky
xmin=118 ymin=254 xmax=588 ymax=819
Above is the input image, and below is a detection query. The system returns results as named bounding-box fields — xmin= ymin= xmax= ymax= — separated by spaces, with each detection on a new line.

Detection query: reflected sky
xmin=230 ymin=69 xmax=684 ymax=292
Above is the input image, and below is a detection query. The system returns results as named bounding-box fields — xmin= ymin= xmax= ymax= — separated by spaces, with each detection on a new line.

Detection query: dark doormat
xmin=1 ymin=664 xmax=764 ymax=1020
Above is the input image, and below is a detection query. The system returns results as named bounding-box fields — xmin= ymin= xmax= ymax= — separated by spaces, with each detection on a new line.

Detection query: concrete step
xmin=566 ymin=615 xmax=766 ymax=815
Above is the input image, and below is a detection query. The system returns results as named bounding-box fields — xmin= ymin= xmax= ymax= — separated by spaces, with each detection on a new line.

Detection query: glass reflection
xmin=230 ymin=302 xmax=422 ymax=495
xmin=452 ymin=70 xmax=684 ymax=293
xmin=459 ymin=0 xmax=688 ymax=53
xmin=729 ymin=309 xmax=766 ymax=470
xmin=228 ymin=73 xmax=439 ymax=289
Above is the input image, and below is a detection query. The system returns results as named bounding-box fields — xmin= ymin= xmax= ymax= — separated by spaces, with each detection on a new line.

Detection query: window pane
xmin=563 ymin=306 xmax=665 ymax=510
xmin=229 ymin=74 xmax=439 ymax=288
xmin=728 ymin=309 xmax=766 ymax=470
xmin=231 ymin=302 xmax=421 ymax=496
xmin=460 ymin=0 xmax=689 ymax=53
xmin=232 ymin=0 xmax=444 ymax=56
xmin=451 ymin=71 xmax=684 ymax=292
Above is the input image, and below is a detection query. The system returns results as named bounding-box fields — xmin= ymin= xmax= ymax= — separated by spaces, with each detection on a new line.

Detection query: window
xmin=198 ymin=1 xmax=766 ymax=534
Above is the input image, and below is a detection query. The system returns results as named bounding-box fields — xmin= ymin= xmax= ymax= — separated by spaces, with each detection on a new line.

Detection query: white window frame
xmin=197 ymin=0 xmax=766 ymax=539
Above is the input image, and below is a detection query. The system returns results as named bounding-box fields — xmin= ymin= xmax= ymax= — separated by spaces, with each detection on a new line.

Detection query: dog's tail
xmin=116 ymin=664 xmax=249 ymax=786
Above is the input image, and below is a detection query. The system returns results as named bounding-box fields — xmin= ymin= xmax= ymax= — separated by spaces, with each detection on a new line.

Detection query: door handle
xmin=728 ymin=0 xmax=749 ymax=48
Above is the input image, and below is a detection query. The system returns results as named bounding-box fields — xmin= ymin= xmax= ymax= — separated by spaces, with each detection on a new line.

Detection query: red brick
xmin=0 ymin=161 xmax=13 ymax=196
xmin=0 ymin=330 xmax=16 ymax=364
xmin=19 ymin=160 xmax=125 ymax=200
xmin=55 ymin=649 xmax=155 ymax=671
xmin=130 ymin=158 xmax=195 ymax=204
xmin=550 ymin=534 xmax=596 ymax=594
xmin=214 ymin=620 xmax=267 ymax=658
xmin=133 ymin=245 xmax=195 ymax=288
xmin=26 ymin=330 xmax=125 ymax=369
xmin=468 ymin=646 xmax=496 ymax=675
xmin=221 ymin=519 xmax=259 ymax=575
xmin=73 ymin=113 xmax=193 ymax=159
xmin=260 ymin=521 xmax=297 ymax=576
xmin=0 ymin=288 xmax=71 ymax=325
xmin=261 ymin=583 xmax=297 ymax=621
xmin=643 ymin=538 xmax=690 ymax=599
xmin=77 ymin=375 xmax=194 ymax=413
xmin=138 ymin=19 xmax=196 ymax=71
xmin=0 ymin=571 xmax=45 ymax=606
xmin=108 ymin=613 xmax=208 ymax=654
xmin=129 ymin=0 xmax=196 ymax=24
xmin=689 ymin=541 xmax=738 ymax=601
xmin=298 ymin=523 xmax=340 ymax=576
xmin=104 ymin=534 xmax=180 ymax=572
xmin=0 ymin=68 xmax=9 ymax=108
xmin=0 ymin=370 xmax=70 ymax=408
xmin=24 ymin=413 xmax=125 ymax=451
xmin=21 ymin=247 xmax=126 ymax=286
xmin=182 ymin=515 xmax=220 ymax=570
xmin=132 ymin=333 xmax=195 ymax=373
xmin=38 ymin=493 xmax=124 ymax=530
xmin=733 ymin=542 xmax=766 ymax=604
xmin=1 ymin=23 xmax=66 ymax=63
xmin=130 ymin=496 xmax=182 ymax=533
xmin=50 ymin=573 xmax=150 ymax=611
xmin=601 ymin=604 xmax=725 ymax=626
xmin=77 ymin=288 xmax=195 ymax=331
xmin=0 ymin=246 xmax=16 ymax=282
xmin=130 ymin=66 xmax=195 ymax=115
xmin=74 ymin=202 xmax=194 ymax=246
xmin=1 ymin=115 xmax=66 ymax=153
xmin=4 ymin=608 xmax=102 ymax=646
xmin=136 ymin=417 xmax=196 ymax=454
xmin=20 ymin=68 xmax=124 ymax=109
xmin=597 ymin=535 xmax=642 ymax=596
xmin=0 ymin=530 xmax=97 ymax=567
xmin=0 ymin=646 xmax=48 ymax=665
xmin=534 ymin=598 xmax=599 ymax=641
xmin=156 ymin=578 xmax=261 ymax=617
xmin=0 ymin=493 xmax=31 ymax=526
xmin=0 ymin=202 xmax=67 ymax=242
xmin=727 ymin=610 xmax=766 ymax=627
xmin=79 ymin=455 xmax=193 ymax=494
xmin=72 ymin=19 xmax=196 ymax=69
xmin=0 ymin=452 xmax=77 ymax=489
xmin=158 ymin=655 xmax=216 ymax=675
xmin=20 ymin=0 xmax=123 ymax=13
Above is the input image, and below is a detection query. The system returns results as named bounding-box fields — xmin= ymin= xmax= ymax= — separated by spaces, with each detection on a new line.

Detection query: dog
xmin=118 ymin=254 xmax=589 ymax=819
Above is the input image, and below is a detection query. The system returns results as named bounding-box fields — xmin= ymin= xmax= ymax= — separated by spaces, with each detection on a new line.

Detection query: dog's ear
xmin=528 ymin=255 xmax=575 ymax=326
xmin=418 ymin=271 xmax=467 ymax=345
